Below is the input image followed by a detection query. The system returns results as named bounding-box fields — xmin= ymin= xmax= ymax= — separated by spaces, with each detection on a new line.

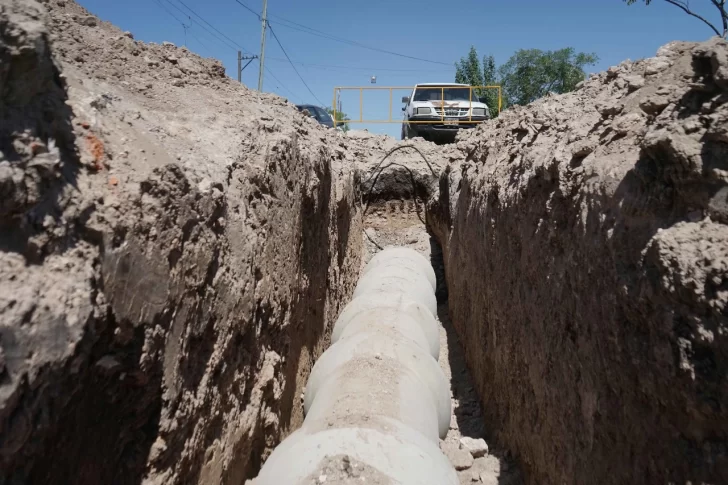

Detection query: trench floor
xmin=363 ymin=200 xmax=523 ymax=485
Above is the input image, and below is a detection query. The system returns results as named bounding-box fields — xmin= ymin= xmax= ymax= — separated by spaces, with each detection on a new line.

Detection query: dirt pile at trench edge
xmin=0 ymin=0 xmax=376 ymax=483
xmin=428 ymin=39 xmax=728 ymax=484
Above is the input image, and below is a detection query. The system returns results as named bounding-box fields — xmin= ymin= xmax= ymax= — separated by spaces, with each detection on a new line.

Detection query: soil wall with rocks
xmin=429 ymin=39 xmax=728 ymax=485
xmin=0 ymin=1 xmax=362 ymax=484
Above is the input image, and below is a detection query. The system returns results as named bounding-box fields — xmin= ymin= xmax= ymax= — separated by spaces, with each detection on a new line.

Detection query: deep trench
xmin=362 ymin=200 xmax=523 ymax=485
xmin=252 ymin=198 xmax=524 ymax=484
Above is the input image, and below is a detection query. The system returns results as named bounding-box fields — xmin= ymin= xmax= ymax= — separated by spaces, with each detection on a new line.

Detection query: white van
xmin=401 ymin=83 xmax=489 ymax=142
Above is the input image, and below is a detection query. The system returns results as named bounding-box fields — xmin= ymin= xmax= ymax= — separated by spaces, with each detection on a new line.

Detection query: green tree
xmin=454 ymin=46 xmax=499 ymax=117
xmin=481 ymin=54 xmax=499 ymax=116
xmin=326 ymin=107 xmax=350 ymax=132
xmin=498 ymin=48 xmax=598 ymax=106
xmin=624 ymin=0 xmax=727 ymax=38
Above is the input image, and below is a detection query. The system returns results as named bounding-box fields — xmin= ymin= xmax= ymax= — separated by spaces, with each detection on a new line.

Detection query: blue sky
xmin=77 ymin=0 xmax=716 ymax=138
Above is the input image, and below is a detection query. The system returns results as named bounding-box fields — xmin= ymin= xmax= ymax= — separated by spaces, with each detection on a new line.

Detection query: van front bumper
xmin=406 ymin=116 xmax=487 ymax=134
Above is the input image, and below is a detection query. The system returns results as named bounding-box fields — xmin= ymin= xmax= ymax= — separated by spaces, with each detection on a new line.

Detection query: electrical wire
xmin=268 ymin=24 xmax=326 ymax=107
xmin=161 ymin=0 xmax=239 ymax=52
xmin=230 ymin=0 xmax=451 ymax=66
xmin=188 ymin=29 xmax=212 ymax=53
xmin=152 ymin=0 xmax=211 ymax=54
xmin=266 ymin=57 xmax=452 ymax=73
xmin=152 ymin=0 xmax=188 ymax=26
xmin=361 ymin=145 xmax=439 ymax=250
xmin=174 ymin=0 xmax=252 ymax=53
xmin=264 ymin=66 xmax=301 ymax=102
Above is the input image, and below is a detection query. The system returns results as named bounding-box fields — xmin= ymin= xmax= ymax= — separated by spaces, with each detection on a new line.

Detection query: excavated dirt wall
xmin=429 ymin=39 xmax=728 ymax=485
xmin=0 ymin=1 xmax=363 ymax=484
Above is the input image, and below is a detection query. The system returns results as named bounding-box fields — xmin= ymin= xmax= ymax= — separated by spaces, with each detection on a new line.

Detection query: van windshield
xmin=413 ymin=87 xmax=473 ymax=102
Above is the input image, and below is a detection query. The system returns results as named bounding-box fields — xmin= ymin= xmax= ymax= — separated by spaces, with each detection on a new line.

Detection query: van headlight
xmin=415 ymin=107 xmax=431 ymax=115
xmin=472 ymin=108 xmax=486 ymax=116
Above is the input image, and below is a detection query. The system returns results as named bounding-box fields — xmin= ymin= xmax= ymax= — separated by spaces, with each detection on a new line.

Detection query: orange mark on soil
xmin=85 ymin=133 xmax=105 ymax=170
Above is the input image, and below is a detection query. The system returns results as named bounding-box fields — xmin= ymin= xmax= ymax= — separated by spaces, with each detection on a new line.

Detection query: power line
xmin=264 ymin=66 xmax=300 ymax=102
xmin=232 ymin=0 xmax=259 ymax=18
xmin=268 ymin=16 xmax=451 ymax=66
xmin=230 ymin=0 xmax=451 ymax=66
xmin=174 ymin=0 xmax=252 ymax=53
xmin=152 ymin=0 xmax=187 ymax=26
xmin=268 ymin=24 xmax=326 ymax=107
xmin=188 ymin=29 xmax=212 ymax=53
xmin=266 ymin=57 xmax=451 ymax=73
xmin=161 ymin=0 xmax=238 ymax=52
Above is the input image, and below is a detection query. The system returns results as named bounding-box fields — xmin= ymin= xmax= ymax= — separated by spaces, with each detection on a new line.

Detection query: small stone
xmin=95 ymin=355 xmax=122 ymax=373
xmin=170 ymin=68 xmax=183 ymax=79
xmin=624 ymin=75 xmax=645 ymax=92
xmin=163 ymin=41 xmax=175 ymax=47
xmin=460 ymin=437 xmax=489 ymax=458
xmin=479 ymin=471 xmax=498 ymax=485
xmin=124 ymin=31 xmax=134 ymax=39
xmin=79 ymin=15 xmax=97 ymax=27
xmin=318 ymin=474 xmax=327 ymax=483
xmin=172 ymin=79 xmax=185 ymax=87
xmin=639 ymin=94 xmax=670 ymax=115
xmin=644 ymin=57 xmax=671 ymax=75
xmin=442 ymin=442 xmax=474 ymax=470
xmin=449 ymin=414 xmax=459 ymax=430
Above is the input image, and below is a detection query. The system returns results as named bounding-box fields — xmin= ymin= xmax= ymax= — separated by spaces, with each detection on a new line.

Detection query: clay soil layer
xmin=429 ymin=39 xmax=728 ymax=485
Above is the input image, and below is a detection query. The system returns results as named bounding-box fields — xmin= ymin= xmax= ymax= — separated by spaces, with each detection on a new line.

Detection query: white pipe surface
xmin=255 ymin=247 xmax=456 ymax=485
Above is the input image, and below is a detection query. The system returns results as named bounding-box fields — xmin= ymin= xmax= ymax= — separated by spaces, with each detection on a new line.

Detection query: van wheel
xmin=402 ymin=124 xmax=412 ymax=140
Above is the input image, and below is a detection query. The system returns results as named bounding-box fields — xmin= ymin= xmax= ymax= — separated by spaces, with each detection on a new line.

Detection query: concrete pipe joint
xmin=254 ymin=247 xmax=457 ymax=485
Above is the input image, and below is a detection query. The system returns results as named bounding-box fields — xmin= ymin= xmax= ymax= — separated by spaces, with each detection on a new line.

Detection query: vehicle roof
xmin=414 ymin=83 xmax=469 ymax=87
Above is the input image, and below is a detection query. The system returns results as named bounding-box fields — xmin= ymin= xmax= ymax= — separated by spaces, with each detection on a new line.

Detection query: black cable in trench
xmin=360 ymin=144 xmax=437 ymax=252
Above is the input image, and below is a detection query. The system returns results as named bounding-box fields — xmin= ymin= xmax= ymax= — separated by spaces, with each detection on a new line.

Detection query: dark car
xmin=296 ymin=104 xmax=335 ymax=129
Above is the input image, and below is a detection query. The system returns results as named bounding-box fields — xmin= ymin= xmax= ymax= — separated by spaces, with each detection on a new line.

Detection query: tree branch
xmin=662 ymin=0 xmax=722 ymax=36
xmin=709 ymin=0 xmax=728 ymax=37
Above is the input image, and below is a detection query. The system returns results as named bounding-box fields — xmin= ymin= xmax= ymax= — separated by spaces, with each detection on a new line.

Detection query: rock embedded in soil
xmin=459 ymin=437 xmax=488 ymax=458
xmin=441 ymin=442 xmax=474 ymax=471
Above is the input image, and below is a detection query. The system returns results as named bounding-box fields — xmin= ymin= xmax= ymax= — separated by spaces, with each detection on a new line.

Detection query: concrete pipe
xmin=304 ymin=354 xmax=441 ymax=441
xmin=303 ymin=330 xmax=451 ymax=439
xmin=353 ymin=265 xmax=438 ymax=316
xmin=254 ymin=418 xmax=458 ymax=485
xmin=332 ymin=292 xmax=440 ymax=359
xmin=254 ymin=246 xmax=455 ymax=485
xmin=362 ymin=247 xmax=437 ymax=292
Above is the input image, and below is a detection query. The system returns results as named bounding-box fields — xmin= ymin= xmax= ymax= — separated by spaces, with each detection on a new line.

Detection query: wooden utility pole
xmin=257 ymin=0 xmax=268 ymax=91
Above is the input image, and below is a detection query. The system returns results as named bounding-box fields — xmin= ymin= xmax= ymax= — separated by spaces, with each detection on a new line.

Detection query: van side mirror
xmin=401 ymin=96 xmax=409 ymax=103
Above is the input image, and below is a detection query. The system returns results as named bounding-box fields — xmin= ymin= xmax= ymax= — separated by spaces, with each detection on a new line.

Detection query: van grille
xmin=433 ymin=107 xmax=470 ymax=116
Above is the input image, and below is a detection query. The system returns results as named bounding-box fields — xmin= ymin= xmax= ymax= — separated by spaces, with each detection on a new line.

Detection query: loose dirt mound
xmin=1 ymin=1 xmax=367 ymax=484
xmin=429 ymin=39 xmax=728 ymax=484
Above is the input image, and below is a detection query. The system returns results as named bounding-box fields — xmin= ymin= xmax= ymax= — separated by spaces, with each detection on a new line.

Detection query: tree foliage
xmin=498 ymin=48 xmax=598 ymax=106
xmin=454 ymin=46 xmax=500 ymax=116
xmin=326 ymin=107 xmax=350 ymax=132
xmin=624 ymin=0 xmax=727 ymax=38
